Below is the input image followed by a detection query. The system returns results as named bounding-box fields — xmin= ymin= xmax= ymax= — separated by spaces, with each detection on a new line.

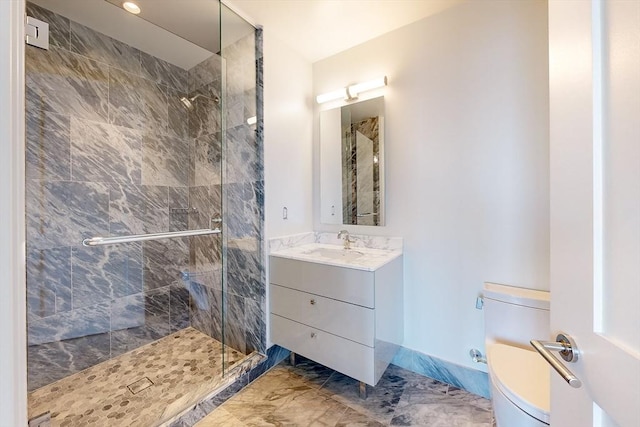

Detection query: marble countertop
xmin=269 ymin=243 xmax=402 ymax=271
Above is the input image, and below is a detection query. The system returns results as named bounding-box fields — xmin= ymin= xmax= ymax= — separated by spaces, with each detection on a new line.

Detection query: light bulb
xmin=123 ymin=2 xmax=141 ymax=14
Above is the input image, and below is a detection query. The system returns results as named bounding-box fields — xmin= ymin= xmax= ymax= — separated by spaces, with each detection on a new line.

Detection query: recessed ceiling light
xmin=122 ymin=1 xmax=141 ymax=14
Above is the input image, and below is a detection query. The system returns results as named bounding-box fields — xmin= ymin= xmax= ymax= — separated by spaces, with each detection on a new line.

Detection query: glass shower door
xmin=23 ymin=0 xmax=244 ymax=424
xmin=219 ymin=3 xmax=265 ymax=374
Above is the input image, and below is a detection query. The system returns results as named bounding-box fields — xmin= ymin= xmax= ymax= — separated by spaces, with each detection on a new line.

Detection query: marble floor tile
xmin=196 ymin=407 xmax=245 ymax=427
xmin=336 ymin=407 xmax=386 ymax=427
xmin=320 ymin=370 xmax=406 ymax=425
xmin=270 ymin=390 xmax=348 ymax=426
xmin=195 ymin=358 xmax=494 ymax=427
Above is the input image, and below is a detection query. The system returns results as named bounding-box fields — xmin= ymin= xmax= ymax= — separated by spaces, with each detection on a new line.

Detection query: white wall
xmin=0 ymin=0 xmax=27 ymax=423
xmin=313 ymin=0 xmax=550 ymax=370
xmin=263 ymin=30 xmax=314 ymax=239
xmin=261 ymin=26 xmax=314 ymax=348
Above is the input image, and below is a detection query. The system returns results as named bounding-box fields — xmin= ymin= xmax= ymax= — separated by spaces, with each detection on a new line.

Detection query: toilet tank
xmin=483 ymin=282 xmax=550 ymax=350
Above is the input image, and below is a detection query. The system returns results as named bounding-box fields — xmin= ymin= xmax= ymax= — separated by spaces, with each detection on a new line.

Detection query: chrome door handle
xmin=531 ymin=333 xmax=582 ymax=388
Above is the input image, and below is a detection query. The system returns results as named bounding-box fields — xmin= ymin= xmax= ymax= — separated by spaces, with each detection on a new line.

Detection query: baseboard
xmin=392 ymin=346 xmax=490 ymax=399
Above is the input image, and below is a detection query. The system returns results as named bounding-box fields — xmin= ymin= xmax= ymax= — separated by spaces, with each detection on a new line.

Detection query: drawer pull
xmin=310 ymin=332 xmax=317 ymax=338
xmin=310 ymin=299 xmax=316 ymax=305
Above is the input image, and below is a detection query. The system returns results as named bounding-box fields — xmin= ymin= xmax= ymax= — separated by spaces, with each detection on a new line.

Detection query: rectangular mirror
xmin=320 ymin=96 xmax=385 ymax=226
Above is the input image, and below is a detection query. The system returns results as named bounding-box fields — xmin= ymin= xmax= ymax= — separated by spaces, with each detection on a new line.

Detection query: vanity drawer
xmin=270 ymin=314 xmax=375 ymax=385
xmin=269 ymin=256 xmax=374 ymax=308
xmin=270 ymin=284 xmax=374 ymax=346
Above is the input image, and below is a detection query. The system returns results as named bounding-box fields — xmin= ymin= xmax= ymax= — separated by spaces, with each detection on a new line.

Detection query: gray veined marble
xmin=225 ymin=181 xmax=263 ymax=240
xmin=189 ymin=280 xmax=223 ymax=342
xmin=191 ymin=234 xmax=222 ymax=273
xmin=27 ymin=332 xmax=111 ymax=391
xmin=110 ymin=287 xmax=172 ymax=357
xmin=223 ymin=31 xmax=256 ymax=63
xmin=392 ymin=346 xmax=490 ymax=399
xmin=244 ymin=296 xmax=266 ymax=354
xmin=169 ymin=187 xmax=190 ymax=232
xmin=108 ymin=67 xmax=147 ymax=131
xmin=188 ymin=185 xmax=222 ymax=230
xmin=26 ymin=246 xmax=72 ymax=321
xmin=223 ymin=36 xmax=255 ymax=97
xmin=108 ymin=67 xmax=171 ymax=135
xmin=26 ymin=179 xmax=110 ymax=250
xmin=193 ymin=358 xmax=493 ymax=427
xmin=170 ymin=281 xmax=192 ymax=332
xmin=390 ymin=385 xmax=493 ymax=426
xmin=26 ymin=2 xmax=70 ymax=50
xmin=70 ymin=20 xmax=141 ymax=74
xmin=188 ymin=91 xmax=222 ymax=139
xmin=25 ymin=105 xmax=71 ymax=181
xmin=224 ymin=36 xmax=256 ymax=132
xmin=26 ymin=283 xmax=56 ymax=322
xmin=188 ymin=54 xmax=223 ymax=93
xmin=323 ymin=368 xmax=407 ymax=425
xmin=184 ymin=270 xmax=221 ymax=290
xmin=169 ymin=186 xmax=189 ymax=209
xmin=26 ymin=45 xmax=109 ymax=123
xmin=223 ymin=292 xmax=247 ymax=355
xmin=226 ymin=246 xmax=264 ymax=301
xmin=143 ymin=238 xmax=190 ymax=291
xmin=70 ymin=117 xmax=143 ymax=184
xmin=109 ymin=184 xmax=170 ymax=235
xmin=27 ymin=302 xmax=110 ymax=346
xmin=168 ymin=87 xmax=190 ymax=139
xmin=141 ymin=50 xmax=188 ymax=93
xmin=226 ymin=125 xmax=259 ymax=184
xmin=71 ymin=243 xmax=143 ymax=309
xmin=192 ymin=134 xmax=222 ymax=187
xmin=142 ymin=81 xmax=171 ymax=134
xmin=142 ymin=131 xmax=189 ymax=187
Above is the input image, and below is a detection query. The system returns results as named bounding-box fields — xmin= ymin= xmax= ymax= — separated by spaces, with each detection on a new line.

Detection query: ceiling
xmin=31 ymin=0 xmax=463 ymax=68
xmin=103 ymin=0 xmax=222 ymax=53
xmin=225 ymin=0 xmax=463 ymax=62
xmin=32 ymin=0 xmax=253 ymax=69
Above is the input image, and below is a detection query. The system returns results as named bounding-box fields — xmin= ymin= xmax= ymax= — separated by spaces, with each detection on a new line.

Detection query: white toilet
xmin=483 ymin=282 xmax=551 ymax=427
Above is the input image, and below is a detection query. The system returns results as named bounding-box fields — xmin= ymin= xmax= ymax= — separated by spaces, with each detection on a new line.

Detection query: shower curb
xmin=167 ymin=345 xmax=290 ymax=427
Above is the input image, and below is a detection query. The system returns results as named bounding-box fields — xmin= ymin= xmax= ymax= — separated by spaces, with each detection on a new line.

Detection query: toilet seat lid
xmin=488 ymin=343 xmax=550 ymax=424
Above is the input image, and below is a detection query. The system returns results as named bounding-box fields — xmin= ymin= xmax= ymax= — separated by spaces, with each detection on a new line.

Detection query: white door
xmin=549 ymin=0 xmax=640 ymax=426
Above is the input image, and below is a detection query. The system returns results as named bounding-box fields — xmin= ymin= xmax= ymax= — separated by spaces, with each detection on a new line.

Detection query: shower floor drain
xmin=127 ymin=377 xmax=154 ymax=394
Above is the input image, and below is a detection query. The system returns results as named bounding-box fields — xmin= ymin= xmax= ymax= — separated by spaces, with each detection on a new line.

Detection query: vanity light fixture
xmin=122 ymin=1 xmax=141 ymax=14
xmin=316 ymin=76 xmax=387 ymax=104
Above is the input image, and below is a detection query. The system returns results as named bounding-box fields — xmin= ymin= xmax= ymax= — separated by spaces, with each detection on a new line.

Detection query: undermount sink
xmin=301 ymin=247 xmax=365 ymax=261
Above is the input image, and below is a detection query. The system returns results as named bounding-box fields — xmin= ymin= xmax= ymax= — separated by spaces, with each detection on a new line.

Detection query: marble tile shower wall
xmin=184 ymin=47 xmax=224 ymax=347
xmin=221 ymin=29 xmax=266 ymax=356
xmin=23 ymin=2 xmax=244 ymax=391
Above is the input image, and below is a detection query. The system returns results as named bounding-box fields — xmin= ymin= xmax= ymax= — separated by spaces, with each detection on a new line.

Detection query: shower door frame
xmin=1 ymin=0 xmax=28 ymax=423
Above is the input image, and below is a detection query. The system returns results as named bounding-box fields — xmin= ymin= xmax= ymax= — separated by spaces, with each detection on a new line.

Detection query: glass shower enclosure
xmin=24 ymin=0 xmax=263 ymax=424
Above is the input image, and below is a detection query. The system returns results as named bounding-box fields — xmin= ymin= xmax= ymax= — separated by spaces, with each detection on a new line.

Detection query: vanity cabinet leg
xmin=289 ymin=352 xmax=296 ymax=366
xmin=359 ymin=381 xmax=368 ymax=399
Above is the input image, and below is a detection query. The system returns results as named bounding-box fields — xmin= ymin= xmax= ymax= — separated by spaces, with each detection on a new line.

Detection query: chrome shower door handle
xmin=531 ymin=333 xmax=582 ymax=388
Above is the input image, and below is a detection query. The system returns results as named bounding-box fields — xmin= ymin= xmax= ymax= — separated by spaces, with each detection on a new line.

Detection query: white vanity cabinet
xmin=269 ymin=254 xmax=403 ymax=386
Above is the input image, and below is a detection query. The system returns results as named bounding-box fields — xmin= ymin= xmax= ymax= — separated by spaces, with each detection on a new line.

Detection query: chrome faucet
xmin=337 ymin=230 xmax=354 ymax=250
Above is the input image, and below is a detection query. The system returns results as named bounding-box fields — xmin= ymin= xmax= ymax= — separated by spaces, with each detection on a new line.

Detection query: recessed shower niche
xmin=24 ymin=0 xmax=264 ymax=424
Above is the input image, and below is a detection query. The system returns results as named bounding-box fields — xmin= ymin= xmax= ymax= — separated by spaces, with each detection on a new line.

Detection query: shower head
xmin=179 ymin=95 xmax=197 ymax=110
xmin=179 ymin=93 xmax=219 ymax=110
